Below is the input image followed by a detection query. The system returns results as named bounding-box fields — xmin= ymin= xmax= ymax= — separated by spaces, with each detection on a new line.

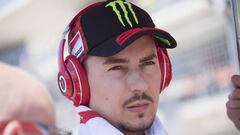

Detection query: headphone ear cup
xmin=163 ymin=49 xmax=172 ymax=88
xmin=157 ymin=48 xmax=172 ymax=92
xmin=65 ymin=56 xmax=90 ymax=106
xmin=58 ymin=66 xmax=74 ymax=100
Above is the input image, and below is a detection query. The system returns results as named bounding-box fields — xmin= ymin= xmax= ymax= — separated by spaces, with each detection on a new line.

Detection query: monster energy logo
xmin=105 ymin=0 xmax=139 ymax=27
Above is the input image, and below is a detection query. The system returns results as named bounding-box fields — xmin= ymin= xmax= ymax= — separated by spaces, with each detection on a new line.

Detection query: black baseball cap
xmin=68 ymin=0 xmax=177 ymax=58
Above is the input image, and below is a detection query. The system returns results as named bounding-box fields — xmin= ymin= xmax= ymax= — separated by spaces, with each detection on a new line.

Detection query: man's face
xmin=85 ymin=35 xmax=161 ymax=133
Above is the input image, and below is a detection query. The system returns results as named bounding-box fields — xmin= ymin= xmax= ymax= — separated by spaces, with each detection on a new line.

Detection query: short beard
xmin=117 ymin=114 xmax=154 ymax=134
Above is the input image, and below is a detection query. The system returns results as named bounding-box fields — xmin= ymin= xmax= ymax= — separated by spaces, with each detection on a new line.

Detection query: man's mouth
xmin=126 ymin=101 xmax=150 ymax=112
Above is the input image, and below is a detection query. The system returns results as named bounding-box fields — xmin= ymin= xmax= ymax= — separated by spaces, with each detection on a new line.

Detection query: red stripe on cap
xmin=116 ymin=28 xmax=142 ymax=45
xmin=116 ymin=27 xmax=168 ymax=46
xmin=79 ymin=111 xmax=100 ymax=124
xmin=142 ymin=27 xmax=167 ymax=33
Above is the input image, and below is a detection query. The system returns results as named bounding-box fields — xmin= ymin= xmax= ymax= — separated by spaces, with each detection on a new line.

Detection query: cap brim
xmin=88 ymin=27 xmax=177 ymax=57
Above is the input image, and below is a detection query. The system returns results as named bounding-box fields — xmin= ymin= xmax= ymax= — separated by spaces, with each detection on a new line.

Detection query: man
xmin=0 ymin=62 xmax=69 ymax=135
xmin=57 ymin=0 xmax=177 ymax=134
xmin=226 ymin=75 xmax=240 ymax=130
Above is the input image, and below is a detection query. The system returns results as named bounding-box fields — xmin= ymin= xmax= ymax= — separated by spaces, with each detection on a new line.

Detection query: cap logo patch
xmin=69 ymin=31 xmax=84 ymax=58
xmin=105 ymin=0 xmax=139 ymax=28
xmin=154 ymin=36 xmax=171 ymax=47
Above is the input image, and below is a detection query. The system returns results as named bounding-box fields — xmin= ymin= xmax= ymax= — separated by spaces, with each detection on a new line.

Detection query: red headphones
xmin=57 ymin=3 xmax=173 ymax=107
xmin=157 ymin=48 xmax=172 ymax=92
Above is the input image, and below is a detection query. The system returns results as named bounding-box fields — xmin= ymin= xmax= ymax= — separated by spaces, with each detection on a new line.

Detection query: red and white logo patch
xmin=69 ymin=31 xmax=84 ymax=58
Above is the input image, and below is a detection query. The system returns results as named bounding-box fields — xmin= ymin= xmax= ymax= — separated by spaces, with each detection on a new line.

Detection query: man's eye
xmin=143 ymin=61 xmax=156 ymax=66
xmin=108 ymin=66 xmax=123 ymax=71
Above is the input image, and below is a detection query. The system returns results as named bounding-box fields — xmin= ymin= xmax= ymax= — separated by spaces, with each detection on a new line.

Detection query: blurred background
xmin=0 ymin=0 xmax=240 ymax=134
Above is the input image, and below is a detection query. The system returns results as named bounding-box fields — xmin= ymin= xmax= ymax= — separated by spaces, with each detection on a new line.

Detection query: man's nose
xmin=126 ymin=70 xmax=149 ymax=93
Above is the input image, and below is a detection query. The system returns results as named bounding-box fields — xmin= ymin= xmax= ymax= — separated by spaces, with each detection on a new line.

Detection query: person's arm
xmin=226 ymin=75 xmax=240 ymax=130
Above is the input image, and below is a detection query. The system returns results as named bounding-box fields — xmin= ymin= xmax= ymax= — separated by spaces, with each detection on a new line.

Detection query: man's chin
xmin=117 ymin=117 xmax=154 ymax=134
xmin=120 ymin=124 xmax=151 ymax=133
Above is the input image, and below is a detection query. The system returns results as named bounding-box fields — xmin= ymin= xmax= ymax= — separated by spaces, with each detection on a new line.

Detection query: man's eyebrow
xmin=140 ymin=53 xmax=157 ymax=63
xmin=103 ymin=57 xmax=129 ymax=65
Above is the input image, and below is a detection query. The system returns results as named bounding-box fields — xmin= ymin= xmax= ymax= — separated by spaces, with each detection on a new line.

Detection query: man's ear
xmin=3 ymin=120 xmax=23 ymax=135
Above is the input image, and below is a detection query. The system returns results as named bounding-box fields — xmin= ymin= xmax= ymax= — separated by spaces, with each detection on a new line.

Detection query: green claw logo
xmin=106 ymin=0 xmax=139 ymax=27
